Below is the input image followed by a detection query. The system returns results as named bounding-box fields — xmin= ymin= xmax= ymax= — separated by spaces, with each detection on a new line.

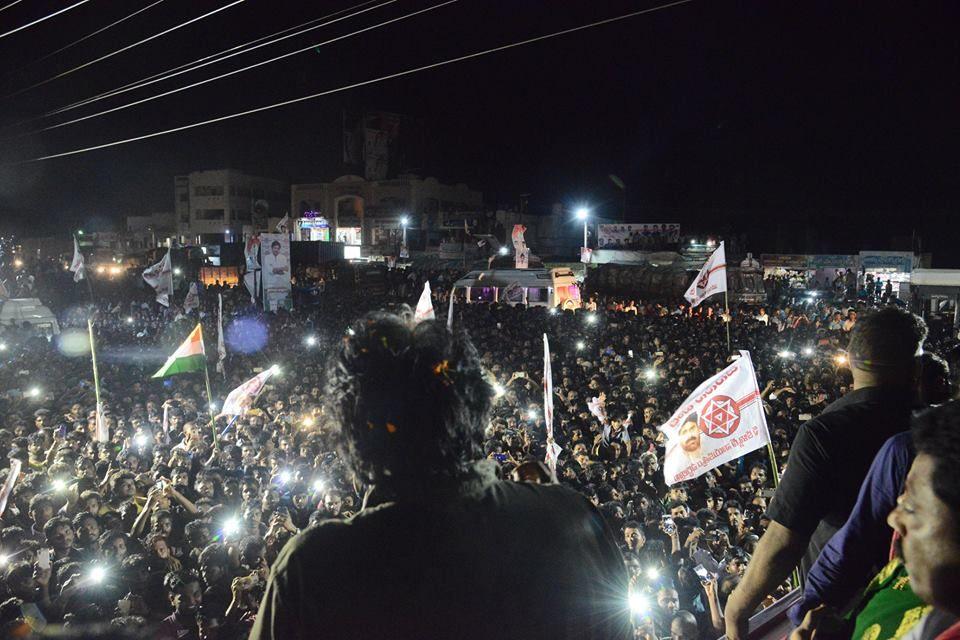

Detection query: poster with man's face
xmin=260 ymin=234 xmax=292 ymax=312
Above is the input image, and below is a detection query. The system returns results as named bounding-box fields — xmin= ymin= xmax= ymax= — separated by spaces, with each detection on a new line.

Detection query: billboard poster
xmin=597 ymin=223 xmax=680 ymax=248
xmin=260 ymin=233 xmax=293 ymax=312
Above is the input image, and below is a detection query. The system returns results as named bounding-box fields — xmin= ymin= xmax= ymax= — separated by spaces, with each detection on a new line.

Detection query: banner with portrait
xmin=597 ymin=223 xmax=680 ymax=249
xmin=658 ymin=351 xmax=770 ymax=485
xmin=260 ymin=233 xmax=293 ymax=312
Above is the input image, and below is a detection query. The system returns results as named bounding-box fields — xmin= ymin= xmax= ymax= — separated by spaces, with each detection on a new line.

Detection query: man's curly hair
xmin=325 ymin=313 xmax=493 ymax=496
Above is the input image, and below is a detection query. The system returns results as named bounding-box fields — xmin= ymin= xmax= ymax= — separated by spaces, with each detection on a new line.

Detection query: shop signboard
xmin=860 ymin=251 xmax=914 ymax=272
xmin=760 ymin=254 xmax=809 ymax=270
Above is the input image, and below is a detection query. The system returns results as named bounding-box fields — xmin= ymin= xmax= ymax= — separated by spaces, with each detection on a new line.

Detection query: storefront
xmin=761 ymin=254 xmax=858 ymax=291
xmin=335 ymin=226 xmax=362 ymax=246
xmin=859 ymin=251 xmax=915 ymax=296
xmin=297 ymin=213 xmax=331 ymax=242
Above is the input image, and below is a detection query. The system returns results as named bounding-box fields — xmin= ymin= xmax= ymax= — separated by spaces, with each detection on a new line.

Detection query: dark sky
xmin=0 ymin=0 xmax=957 ymax=262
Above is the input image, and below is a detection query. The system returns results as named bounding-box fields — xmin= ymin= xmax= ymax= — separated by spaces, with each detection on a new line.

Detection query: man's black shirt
xmin=252 ymin=462 xmax=632 ymax=640
xmin=765 ymin=386 xmax=914 ymax=573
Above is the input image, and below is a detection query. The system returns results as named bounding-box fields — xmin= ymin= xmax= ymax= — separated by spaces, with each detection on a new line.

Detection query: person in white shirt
xmin=262 ymin=240 xmax=289 ymax=276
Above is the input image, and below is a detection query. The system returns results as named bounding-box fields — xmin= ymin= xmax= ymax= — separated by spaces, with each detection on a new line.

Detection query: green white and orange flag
xmin=152 ymin=324 xmax=207 ymax=378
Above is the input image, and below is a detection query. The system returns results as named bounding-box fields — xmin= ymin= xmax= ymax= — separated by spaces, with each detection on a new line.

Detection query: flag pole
xmin=203 ymin=363 xmax=219 ymax=451
xmin=86 ymin=318 xmax=104 ymax=441
xmin=724 ymin=287 xmax=731 ymax=353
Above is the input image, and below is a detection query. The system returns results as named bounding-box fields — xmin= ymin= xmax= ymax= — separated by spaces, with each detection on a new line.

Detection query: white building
xmin=175 ymin=169 xmax=289 ymax=244
xmin=291 ymin=174 xmax=482 ymax=247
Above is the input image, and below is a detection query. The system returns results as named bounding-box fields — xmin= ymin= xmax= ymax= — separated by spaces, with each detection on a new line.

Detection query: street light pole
xmin=575 ymin=208 xmax=590 ymax=249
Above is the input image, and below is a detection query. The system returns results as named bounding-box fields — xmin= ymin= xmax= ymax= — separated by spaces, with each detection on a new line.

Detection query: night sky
xmin=0 ymin=1 xmax=957 ymax=262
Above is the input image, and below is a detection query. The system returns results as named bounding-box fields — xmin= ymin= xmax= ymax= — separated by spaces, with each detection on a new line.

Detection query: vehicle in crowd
xmin=0 ymin=297 xmax=60 ymax=335
xmin=452 ymin=267 xmax=581 ymax=309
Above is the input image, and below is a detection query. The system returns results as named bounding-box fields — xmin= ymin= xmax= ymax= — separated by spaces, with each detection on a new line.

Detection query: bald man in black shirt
xmin=725 ymin=307 xmax=927 ymax=640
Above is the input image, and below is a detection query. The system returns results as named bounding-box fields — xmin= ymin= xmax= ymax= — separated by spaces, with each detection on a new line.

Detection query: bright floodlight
xmin=173 ymin=267 xmax=182 ymax=275
xmin=125 ymin=316 xmax=134 ymax=324
xmin=644 ymin=369 xmax=657 ymax=381
xmin=586 ymin=313 xmax=597 ymax=324
xmin=527 ymin=409 xmax=538 ymax=420
xmin=498 ymin=246 xmax=508 ymax=255
xmin=645 ymin=566 xmax=660 ymax=580
xmin=575 ymin=207 xmax=589 ymax=220
xmin=400 ymin=216 xmax=409 ymax=226
xmin=52 ymin=478 xmax=67 ymax=492
xmin=548 ymin=307 xmax=558 ymax=315
xmin=835 ymin=354 xmax=848 ymax=366
xmin=690 ymin=239 xmax=697 ymax=245
xmin=0 ymin=343 xmax=7 ymax=351
xmin=0 ymin=554 xmax=8 ymax=567
xmin=279 ymin=470 xmax=292 ymax=484
xmin=313 ymin=479 xmax=325 ymax=493
xmin=305 ymin=335 xmax=317 ymax=347
xmin=778 ymin=350 xmax=794 ymax=359
xmin=223 ymin=518 xmax=241 ymax=537
xmin=492 ymin=383 xmax=505 ymax=398
xmin=12 ymin=259 xmax=23 ymax=268
xmin=346 ymin=327 xmax=356 ymax=336
xmin=270 ymin=364 xmax=281 ymax=373
xmin=802 ymin=347 xmax=813 ymax=356
xmin=576 ymin=341 xmax=585 ymax=351
xmin=628 ymin=591 xmax=649 ymax=616
xmin=134 ymin=434 xmax=148 ymax=447
xmin=88 ymin=566 xmax=107 ymax=584
xmin=27 ymin=387 xmax=40 ymax=398
xmin=302 ymin=415 xmax=315 ymax=427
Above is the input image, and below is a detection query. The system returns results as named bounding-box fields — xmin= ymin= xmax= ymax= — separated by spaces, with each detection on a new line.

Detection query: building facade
xmin=175 ymin=169 xmax=289 ymax=244
xmin=291 ymin=174 xmax=482 ymax=248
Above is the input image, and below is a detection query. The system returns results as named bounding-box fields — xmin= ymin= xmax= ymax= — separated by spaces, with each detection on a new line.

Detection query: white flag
xmin=414 ymin=281 xmax=435 ymax=323
xmin=658 ymin=350 xmax=770 ymax=485
xmin=543 ymin=334 xmax=561 ymax=473
xmin=95 ymin=402 xmax=109 ymax=443
xmin=684 ymin=241 xmax=727 ymax=308
xmin=243 ymin=271 xmax=257 ymax=303
xmin=0 ymin=459 xmax=21 ymax=516
xmin=183 ymin=282 xmax=200 ymax=312
xmin=446 ymin=291 xmax=455 ymax=331
xmin=142 ymin=250 xmax=174 ymax=307
xmin=70 ymin=237 xmax=85 ymax=283
xmin=276 ymin=213 xmax=290 ymax=233
xmin=219 ymin=367 xmax=277 ymax=416
xmin=216 ymin=294 xmax=227 ymax=378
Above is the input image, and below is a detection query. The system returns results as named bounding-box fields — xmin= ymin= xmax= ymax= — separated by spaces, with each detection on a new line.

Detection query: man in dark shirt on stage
xmin=725 ymin=307 xmax=927 ymax=640
xmin=252 ymin=313 xmax=632 ymax=640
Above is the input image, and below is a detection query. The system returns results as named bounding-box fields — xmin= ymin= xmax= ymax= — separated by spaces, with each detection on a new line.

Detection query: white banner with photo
xmin=597 ymin=223 xmax=680 ymax=248
xmin=260 ymin=234 xmax=293 ymax=312
xmin=658 ymin=351 xmax=770 ymax=485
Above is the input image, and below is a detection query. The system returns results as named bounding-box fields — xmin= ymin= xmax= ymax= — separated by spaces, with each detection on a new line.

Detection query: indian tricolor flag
xmin=152 ymin=324 xmax=207 ymax=378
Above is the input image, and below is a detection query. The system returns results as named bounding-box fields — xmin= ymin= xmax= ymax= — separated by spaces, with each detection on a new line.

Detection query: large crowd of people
xmin=0 ymin=260 xmax=956 ymax=639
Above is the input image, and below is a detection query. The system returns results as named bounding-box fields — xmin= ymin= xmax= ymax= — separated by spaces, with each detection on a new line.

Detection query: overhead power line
xmin=0 ymin=0 xmax=90 ymax=41
xmin=0 ymin=0 xmax=247 ymax=100
xmin=26 ymin=0 xmax=168 ymax=68
xmin=47 ymin=0 xmax=394 ymax=118
xmin=10 ymin=0 xmax=695 ymax=165
xmin=0 ymin=0 xmax=26 ymax=14
xmin=16 ymin=0 xmax=456 ymax=138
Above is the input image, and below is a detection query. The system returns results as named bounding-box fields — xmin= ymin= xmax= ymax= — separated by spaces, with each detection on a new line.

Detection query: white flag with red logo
xmin=142 ymin=250 xmax=174 ymax=307
xmin=414 ymin=281 xmax=435 ymax=323
xmin=684 ymin=241 xmax=727 ymax=308
xmin=70 ymin=236 xmax=86 ymax=282
xmin=219 ymin=367 xmax=277 ymax=416
xmin=658 ymin=350 xmax=769 ymax=485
